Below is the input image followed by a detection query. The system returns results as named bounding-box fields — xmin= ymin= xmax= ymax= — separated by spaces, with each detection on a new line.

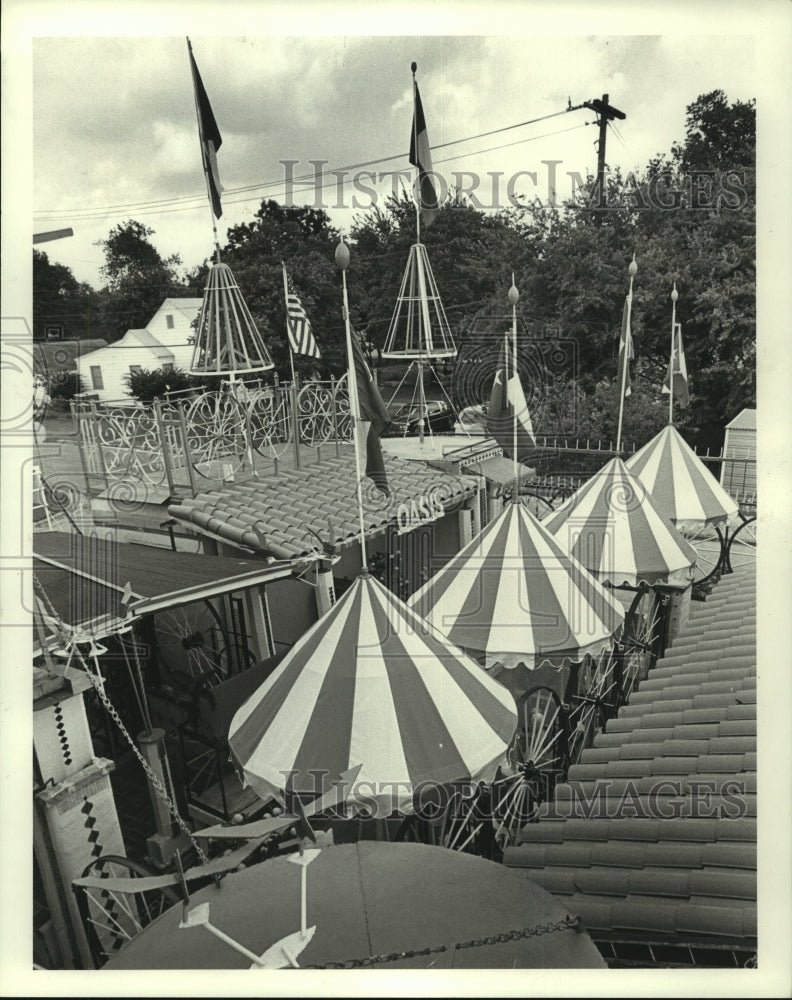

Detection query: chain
xmin=76 ymin=644 xmax=211 ymax=866
xmin=34 ymin=572 xmax=211 ymax=866
xmin=305 ymin=914 xmax=582 ymax=969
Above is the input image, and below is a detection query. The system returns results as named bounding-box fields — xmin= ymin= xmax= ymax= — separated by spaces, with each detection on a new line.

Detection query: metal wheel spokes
xmin=567 ymin=649 xmax=619 ymax=763
xmin=78 ymin=855 xmax=179 ymax=964
xmin=492 ymin=687 xmax=568 ymax=849
xmin=681 ymin=522 xmax=725 ymax=587
xmin=186 ymin=391 xmax=247 ymax=479
xmin=247 ymin=386 xmax=292 ymax=459
xmin=396 ymin=784 xmax=491 ymax=855
xmin=153 ymin=599 xmax=229 ymax=687
xmin=725 ymin=509 xmax=757 ymax=572
xmin=618 ymin=587 xmax=662 ymax=704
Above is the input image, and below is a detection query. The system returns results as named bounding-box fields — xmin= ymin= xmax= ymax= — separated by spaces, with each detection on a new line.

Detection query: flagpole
xmin=509 ymin=277 xmax=519 ymax=502
xmin=669 ymin=283 xmax=678 ymax=425
xmin=186 ymin=37 xmax=221 ymax=262
xmin=282 ymin=263 xmax=299 ymax=388
xmin=282 ymin=262 xmax=301 ymax=469
xmin=335 ymin=239 xmax=369 ymax=571
xmin=615 ymin=254 xmax=637 ymax=453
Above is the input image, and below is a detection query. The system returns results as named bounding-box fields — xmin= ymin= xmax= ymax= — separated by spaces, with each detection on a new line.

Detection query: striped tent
xmin=228 ymin=572 xmax=517 ymax=817
xmin=625 ymin=424 xmax=738 ymax=529
xmin=543 ymin=457 xmax=697 ymax=589
xmin=409 ymin=500 xmax=624 ymax=672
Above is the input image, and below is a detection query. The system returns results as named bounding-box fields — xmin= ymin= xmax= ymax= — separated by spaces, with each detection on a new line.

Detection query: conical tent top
xmin=189 ymin=261 xmax=274 ymax=375
xmin=381 ymin=243 xmax=456 ymax=359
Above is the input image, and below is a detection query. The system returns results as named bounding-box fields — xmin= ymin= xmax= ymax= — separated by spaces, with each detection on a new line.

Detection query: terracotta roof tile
xmin=504 ymin=559 xmax=757 ymax=948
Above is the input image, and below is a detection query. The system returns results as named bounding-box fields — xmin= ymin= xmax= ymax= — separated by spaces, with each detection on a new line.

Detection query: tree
xmin=95 ymin=220 xmax=187 ymax=342
xmin=32 ymin=250 xmax=100 ymax=341
xmin=190 ymin=201 xmax=343 ymax=378
xmin=123 ymin=367 xmax=197 ymax=404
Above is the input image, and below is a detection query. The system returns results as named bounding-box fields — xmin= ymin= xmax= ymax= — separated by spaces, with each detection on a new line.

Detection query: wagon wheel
xmin=247 ymin=386 xmax=292 ymax=459
xmin=567 ymin=648 xmax=620 ymax=764
xmin=615 ymin=586 xmax=663 ymax=705
xmin=681 ymin=521 xmax=726 ymax=588
xmin=186 ymin=391 xmax=247 ymax=480
xmin=152 ymin=599 xmax=230 ymax=689
xmin=725 ymin=508 xmax=756 ymax=572
xmin=491 ymin=687 xmax=569 ymax=849
xmin=396 ymin=783 xmax=494 ymax=856
xmin=77 ymin=855 xmax=180 ymax=966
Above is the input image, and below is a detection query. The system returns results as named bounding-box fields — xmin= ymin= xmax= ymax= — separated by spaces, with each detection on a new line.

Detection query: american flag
xmin=283 ymin=265 xmax=321 ymax=359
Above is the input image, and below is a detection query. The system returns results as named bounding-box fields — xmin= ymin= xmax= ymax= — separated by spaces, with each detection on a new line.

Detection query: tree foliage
xmin=95 ymin=220 xmax=187 ymax=342
xmin=32 ymin=250 xmax=100 ymax=341
xmin=123 ymin=366 xmax=197 ymax=404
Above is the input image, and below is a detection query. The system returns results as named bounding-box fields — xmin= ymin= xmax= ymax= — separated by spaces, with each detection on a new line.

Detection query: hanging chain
xmin=79 ymin=654 xmax=210 ymax=865
xmin=33 ymin=575 xmax=210 ymax=866
xmin=305 ymin=914 xmax=583 ymax=969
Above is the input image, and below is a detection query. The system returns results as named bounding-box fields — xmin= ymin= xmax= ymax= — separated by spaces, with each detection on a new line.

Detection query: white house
xmin=76 ymin=298 xmax=202 ymax=402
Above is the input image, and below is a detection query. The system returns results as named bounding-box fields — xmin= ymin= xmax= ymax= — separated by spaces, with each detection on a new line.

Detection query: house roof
xmin=503 ymin=555 xmax=757 ymax=951
xmin=167 ymin=451 xmax=479 ymax=559
xmin=725 ymin=408 xmax=756 ymax=431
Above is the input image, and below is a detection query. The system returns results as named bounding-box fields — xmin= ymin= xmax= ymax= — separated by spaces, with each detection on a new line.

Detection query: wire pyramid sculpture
xmin=189 ymin=261 xmax=274 ymax=375
xmin=382 ymin=243 xmax=456 ymax=359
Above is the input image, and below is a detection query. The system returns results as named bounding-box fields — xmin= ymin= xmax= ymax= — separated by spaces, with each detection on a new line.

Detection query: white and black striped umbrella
xmin=625 ymin=424 xmax=738 ymax=529
xmin=543 ymin=457 xmax=697 ymax=588
xmin=409 ymin=501 xmax=624 ymax=671
xmin=228 ymin=572 xmax=517 ymax=817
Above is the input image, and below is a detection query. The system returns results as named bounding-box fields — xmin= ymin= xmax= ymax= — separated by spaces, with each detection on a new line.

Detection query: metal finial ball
xmin=411 ymin=61 xmax=417 ymax=74
xmin=508 ymin=284 xmax=519 ymax=306
xmin=628 ymin=256 xmax=638 ymax=277
xmin=335 ymin=241 xmax=350 ymax=271
xmin=671 ymin=283 xmax=678 ymax=302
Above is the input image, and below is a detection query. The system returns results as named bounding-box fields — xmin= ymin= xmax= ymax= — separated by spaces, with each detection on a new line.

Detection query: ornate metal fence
xmin=73 ymin=375 xmax=351 ymax=496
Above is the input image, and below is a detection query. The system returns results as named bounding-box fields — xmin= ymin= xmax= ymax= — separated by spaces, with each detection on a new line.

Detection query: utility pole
xmin=582 ymin=94 xmax=626 ymax=208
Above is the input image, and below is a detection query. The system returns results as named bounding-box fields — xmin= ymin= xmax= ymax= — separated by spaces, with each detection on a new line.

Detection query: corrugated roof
xmin=724 ymin=408 xmax=756 ymax=431
xmin=167 ymin=452 xmax=479 ymax=559
xmin=503 ymin=556 xmax=757 ymax=950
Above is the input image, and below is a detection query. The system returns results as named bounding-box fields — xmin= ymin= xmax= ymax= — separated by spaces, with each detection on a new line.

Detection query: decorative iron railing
xmin=72 ymin=376 xmax=351 ymax=496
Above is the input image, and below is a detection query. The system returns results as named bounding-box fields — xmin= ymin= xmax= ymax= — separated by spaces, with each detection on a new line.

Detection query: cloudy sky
xmin=11 ymin=2 xmax=766 ymax=290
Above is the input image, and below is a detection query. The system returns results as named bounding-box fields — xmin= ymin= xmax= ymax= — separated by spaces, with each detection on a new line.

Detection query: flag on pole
xmin=283 ymin=266 xmax=321 ymax=359
xmin=662 ymin=322 xmax=689 ymax=407
xmin=617 ymin=295 xmax=634 ymax=398
xmin=409 ymin=82 xmax=439 ymax=229
xmin=350 ymin=330 xmax=390 ymax=495
xmin=486 ymin=335 xmax=535 ymax=461
xmin=188 ymin=43 xmax=223 ymax=219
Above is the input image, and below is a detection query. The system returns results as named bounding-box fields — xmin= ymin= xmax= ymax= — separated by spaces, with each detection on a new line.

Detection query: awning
xmin=33 ymin=532 xmax=294 ymax=634
xmin=462 ymin=456 xmax=535 ymax=487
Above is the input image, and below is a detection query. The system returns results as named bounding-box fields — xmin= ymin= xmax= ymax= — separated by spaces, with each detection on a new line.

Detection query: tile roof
xmin=167 ymin=451 xmax=479 ymax=559
xmin=503 ymin=556 xmax=757 ymax=950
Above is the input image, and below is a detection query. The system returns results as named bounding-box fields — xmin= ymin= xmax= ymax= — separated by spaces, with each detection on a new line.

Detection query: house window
xmin=90 ymin=366 xmax=104 ymax=390
xmin=162 ymin=363 xmax=174 ymax=374
xmin=129 ymin=365 xmax=142 ymax=376
xmin=166 ymin=314 xmax=174 ymax=329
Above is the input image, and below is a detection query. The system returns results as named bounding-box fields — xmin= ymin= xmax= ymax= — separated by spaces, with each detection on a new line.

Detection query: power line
xmin=36 ymin=121 xmax=591 ymax=225
xmin=35 ymin=105 xmax=582 ymax=221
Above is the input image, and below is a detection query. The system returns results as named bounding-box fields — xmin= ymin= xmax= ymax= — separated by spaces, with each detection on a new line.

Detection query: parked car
xmin=383 ymin=399 xmax=455 ymax=437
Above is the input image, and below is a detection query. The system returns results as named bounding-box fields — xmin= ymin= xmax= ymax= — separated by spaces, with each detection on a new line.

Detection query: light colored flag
xmin=617 ymin=295 xmax=633 ymax=398
xmin=283 ymin=265 xmax=321 ymax=359
xmin=662 ymin=322 xmax=689 ymax=407
xmin=486 ymin=335 xmax=535 ymax=461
